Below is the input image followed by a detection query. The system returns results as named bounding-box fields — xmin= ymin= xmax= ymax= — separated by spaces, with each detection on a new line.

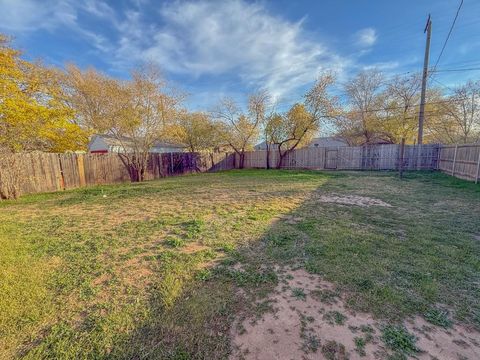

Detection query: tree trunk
xmin=277 ymin=149 xmax=286 ymax=169
xmin=238 ymin=151 xmax=245 ymax=169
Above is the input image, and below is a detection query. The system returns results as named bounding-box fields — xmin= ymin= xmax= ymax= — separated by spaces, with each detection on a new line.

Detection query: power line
xmin=430 ymin=77 xmax=457 ymax=94
xmin=431 ymin=0 xmax=464 ymax=74
xmin=430 ymin=67 xmax=480 ymax=73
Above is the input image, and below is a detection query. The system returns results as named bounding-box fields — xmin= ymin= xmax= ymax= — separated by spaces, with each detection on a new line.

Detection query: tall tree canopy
xmin=335 ymin=69 xmax=386 ymax=145
xmin=0 ymin=34 xmax=87 ymax=152
xmin=168 ymin=111 xmax=223 ymax=153
xmin=430 ymin=81 xmax=480 ymax=144
xmin=215 ymin=90 xmax=269 ymax=168
xmin=64 ymin=63 xmax=182 ymax=181
xmin=264 ymin=73 xmax=337 ymax=168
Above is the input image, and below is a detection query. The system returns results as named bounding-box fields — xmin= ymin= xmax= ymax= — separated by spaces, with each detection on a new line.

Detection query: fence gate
xmin=325 ymin=149 xmax=338 ymax=169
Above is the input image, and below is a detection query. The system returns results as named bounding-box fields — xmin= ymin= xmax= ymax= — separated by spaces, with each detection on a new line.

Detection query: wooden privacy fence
xmin=1 ymin=152 xmax=234 ymax=196
xmin=1 ymin=143 xmax=479 ymax=198
xmin=438 ymin=144 xmax=480 ymax=183
xmin=239 ymin=144 xmax=441 ymax=171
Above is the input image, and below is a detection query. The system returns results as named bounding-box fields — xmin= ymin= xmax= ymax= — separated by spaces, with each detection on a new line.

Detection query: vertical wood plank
xmin=452 ymin=145 xmax=458 ymax=176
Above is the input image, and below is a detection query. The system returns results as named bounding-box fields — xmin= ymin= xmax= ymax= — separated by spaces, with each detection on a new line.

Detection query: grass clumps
xmin=323 ymin=310 xmax=347 ymax=325
xmin=381 ymin=324 xmax=418 ymax=358
xmin=291 ymin=287 xmax=307 ymax=300
xmin=354 ymin=336 xmax=367 ymax=356
xmin=164 ymin=236 xmax=185 ymax=248
xmin=424 ymin=307 xmax=453 ymax=328
xmin=321 ymin=340 xmax=348 ymax=360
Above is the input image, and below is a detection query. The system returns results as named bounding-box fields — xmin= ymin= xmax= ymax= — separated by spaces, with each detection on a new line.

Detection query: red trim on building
xmin=90 ymin=150 xmax=108 ymax=154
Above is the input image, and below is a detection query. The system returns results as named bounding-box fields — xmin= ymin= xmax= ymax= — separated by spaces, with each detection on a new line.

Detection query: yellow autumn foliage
xmin=0 ymin=34 xmax=88 ymax=152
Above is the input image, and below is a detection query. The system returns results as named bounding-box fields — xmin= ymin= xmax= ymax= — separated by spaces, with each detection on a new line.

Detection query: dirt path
xmin=231 ymin=268 xmax=480 ymax=360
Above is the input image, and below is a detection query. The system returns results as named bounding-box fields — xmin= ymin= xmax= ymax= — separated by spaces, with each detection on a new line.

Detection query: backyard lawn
xmin=1 ymin=170 xmax=480 ymax=359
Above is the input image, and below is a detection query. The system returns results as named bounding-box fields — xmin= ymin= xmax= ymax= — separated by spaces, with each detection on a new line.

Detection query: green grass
xmin=1 ymin=169 xmax=479 ymax=359
xmin=323 ymin=310 xmax=347 ymax=326
xmin=381 ymin=325 xmax=418 ymax=358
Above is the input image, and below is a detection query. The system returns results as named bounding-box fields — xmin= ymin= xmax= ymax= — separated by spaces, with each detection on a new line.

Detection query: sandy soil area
xmin=231 ymin=268 xmax=480 ymax=360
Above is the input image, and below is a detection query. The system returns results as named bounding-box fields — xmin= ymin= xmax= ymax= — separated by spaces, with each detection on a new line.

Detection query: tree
xmin=336 ymin=69 xmax=387 ymax=145
xmin=0 ymin=34 xmax=88 ymax=199
xmin=62 ymin=63 xmax=125 ymax=133
xmin=267 ymin=104 xmax=317 ymax=168
xmin=433 ymin=81 xmax=480 ymax=144
xmin=264 ymin=74 xmax=337 ymax=168
xmin=383 ymin=74 xmax=421 ymax=144
xmin=215 ymin=91 xmax=269 ymax=168
xmin=0 ymin=34 xmax=87 ymax=153
xmin=65 ymin=63 xmax=182 ymax=182
xmin=169 ymin=111 xmax=222 ymax=153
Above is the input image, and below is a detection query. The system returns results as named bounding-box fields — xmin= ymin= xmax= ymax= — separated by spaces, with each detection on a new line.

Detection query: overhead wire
xmin=430 ymin=0 xmax=464 ymax=77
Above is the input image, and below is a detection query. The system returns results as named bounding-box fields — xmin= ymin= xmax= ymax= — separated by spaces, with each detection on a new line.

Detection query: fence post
xmin=77 ymin=154 xmax=86 ymax=187
xmin=436 ymin=145 xmax=441 ymax=170
xmin=57 ymin=154 xmax=66 ymax=190
xmin=452 ymin=145 xmax=458 ymax=176
xmin=399 ymin=139 xmax=405 ymax=178
xmin=475 ymin=146 xmax=480 ymax=184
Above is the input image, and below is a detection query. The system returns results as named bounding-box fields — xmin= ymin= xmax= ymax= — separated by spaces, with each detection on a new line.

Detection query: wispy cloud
xmin=0 ymin=0 xmax=117 ymax=55
xmin=0 ymin=0 xmax=365 ymax=103
xmin=355 ymin=28 xmax=377 ymax=47
xmin=0 ymin=0 xmax=77 ymax=31
xmin=113 ymin=0 xmax=350 ymax=100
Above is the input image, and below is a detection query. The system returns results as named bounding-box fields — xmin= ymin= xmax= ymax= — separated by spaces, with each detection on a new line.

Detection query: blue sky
xmin=0 ymin=0 xmax=479 ymax=111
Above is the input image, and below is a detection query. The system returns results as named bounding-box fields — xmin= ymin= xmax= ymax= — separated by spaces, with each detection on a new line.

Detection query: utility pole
xmin=418 ymin=15 xmax=432 ymax=145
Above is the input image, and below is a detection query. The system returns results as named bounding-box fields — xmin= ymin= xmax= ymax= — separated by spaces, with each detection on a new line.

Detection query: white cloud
xmin=0 ymin=0 xmax=77 ymax=31
xmin=114 ymin=0 xmax=350 ymax=100
xmin=0 ymin=0 xmax=117 ymax=54
xmin=0 ymin=0 xmax=355 ymax=102
xmin=355 ymin=28 xmax=377 ymax=47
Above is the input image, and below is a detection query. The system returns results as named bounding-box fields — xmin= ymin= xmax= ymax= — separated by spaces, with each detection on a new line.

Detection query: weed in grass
xmin=183 ymin=219 xmax=205 ymax=239
xmin=216 ymin=266 xmax=278 ymax=288
xmin=195 ymin=269 xmax=211 ymax=281
xmin=321 ymin=340 xmax=348 ymax=360
xmin=381 ymin=325 xmax=418 ymax=357
xmin=323 ymin=311 xmax=347 ymax=326
xmin=165 ymin=236 xmax=186 ymax=248
xmin=424 ymin=307 xmax=453 ymax=328
xmin=354 ymin=336 xmax=367 ymax=356
xmin=292 ymin=288 xmax=307 ymax=300
xmin=157 ymin=273 xmax=183 ymax=309
xmin=360 ymin=324 xmax=375 ymax=334
xmin=218 ymin=242 xmax=236 ymax=253
xmin=299 ymin=313 xmax=320 ymax=354
xmin=310 ymin=289 xmax=340 ymax=305
xmin=254 ymin=300 xmax=276 ymax=318
xmin=301 ymin=333 xmax=321 ymax=354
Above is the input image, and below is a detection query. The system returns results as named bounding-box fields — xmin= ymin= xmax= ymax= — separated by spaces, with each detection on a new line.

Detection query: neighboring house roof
xmin=309 ymin=137 xmax=349 ymax=147
xmin=254 ymin=141 xmax=280 ymax=150
xmin=88 ymin=134 xmax=186 ymax=153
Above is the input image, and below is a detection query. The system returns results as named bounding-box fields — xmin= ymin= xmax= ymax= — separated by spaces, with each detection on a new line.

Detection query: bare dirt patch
xmin=315 ymin=194 xmax=392 ymax=208
xmin=230 ymin=268 xmax=480 ymax=360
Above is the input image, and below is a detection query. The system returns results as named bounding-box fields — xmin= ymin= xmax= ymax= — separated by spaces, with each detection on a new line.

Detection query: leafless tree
xmin=438 ymin=81 xmax=480 ymax=144
xmin=338 ymin=69 xmax=386 ymax=145
xmin=214 ymin=90 xmax=269 ymax=168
